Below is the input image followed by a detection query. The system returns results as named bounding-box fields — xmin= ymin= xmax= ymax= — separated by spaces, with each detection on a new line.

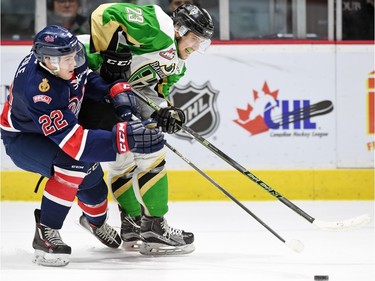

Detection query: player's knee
xmin=78 ymin=178 xmax=108 ymax=204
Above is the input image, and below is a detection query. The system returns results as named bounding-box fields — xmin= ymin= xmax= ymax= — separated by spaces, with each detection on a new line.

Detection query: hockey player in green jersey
xmin=78 ymin=3 xmax=214 ymax=255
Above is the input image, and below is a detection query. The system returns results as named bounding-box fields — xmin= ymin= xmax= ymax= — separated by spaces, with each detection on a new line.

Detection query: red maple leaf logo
xmin=234 ymin=81 xmax=279 ymax=135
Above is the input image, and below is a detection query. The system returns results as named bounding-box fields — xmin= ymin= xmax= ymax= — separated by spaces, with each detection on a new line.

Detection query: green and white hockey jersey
xmin=87 ymin=3 xmax=187 ymax=100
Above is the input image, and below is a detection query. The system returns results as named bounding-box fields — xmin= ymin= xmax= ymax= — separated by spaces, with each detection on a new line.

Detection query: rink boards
xmin=1 ymin=43 xmax=374 ymax=201
xmin=1 ymin=169 xmax=373 ymax=201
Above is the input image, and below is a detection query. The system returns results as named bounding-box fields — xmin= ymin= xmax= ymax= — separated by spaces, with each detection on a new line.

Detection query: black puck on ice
xmin=314 ymin=275 xmax=329 ymax=280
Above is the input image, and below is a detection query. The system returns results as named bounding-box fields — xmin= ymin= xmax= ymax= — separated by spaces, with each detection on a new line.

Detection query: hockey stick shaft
xmin=132 ymin=114 xmax=299 ymax=249
xmin=165 ymin=142 xmax=304 ymax=252
xmin=133 ymin=90 xmax=371 ymax=231
xmin=132 ymin=89 xmax=316 ymax=223
xmin=166 ymin=142 xmax=286 ymax=242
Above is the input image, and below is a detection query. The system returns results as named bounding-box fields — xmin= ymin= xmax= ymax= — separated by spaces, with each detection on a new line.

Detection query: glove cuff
xmin=114 ymin=122 xmax=130 ymax=154
xmin=110 ymin=82 xmax=132 ymax=98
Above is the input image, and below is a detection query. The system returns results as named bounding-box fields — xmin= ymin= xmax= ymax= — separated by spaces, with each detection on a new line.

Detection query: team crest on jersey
xmin=169 ymin=81 xmax=220 ymax=140
xmin=38 ymin=78 xmax=50 ymax=92
xmin=159 ymin=48 xmax=176 ymax=60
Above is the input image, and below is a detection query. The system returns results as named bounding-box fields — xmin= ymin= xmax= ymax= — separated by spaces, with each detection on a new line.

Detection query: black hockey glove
xmin=151 ymin=106 xmax=186 ymax=134
xmin=100 ymin=49 xmax=132 ymax=83
xmin=109 ymin=82 xmax=139 ymax=122
xmin=113 ymin=120 xmax=165 ymax=154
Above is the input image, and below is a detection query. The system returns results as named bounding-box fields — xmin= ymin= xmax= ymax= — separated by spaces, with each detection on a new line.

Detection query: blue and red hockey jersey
xmin=1 ymin=51 xmax=118 ymax=162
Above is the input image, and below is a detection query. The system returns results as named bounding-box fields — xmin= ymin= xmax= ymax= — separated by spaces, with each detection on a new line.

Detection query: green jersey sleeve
xmin=90 ymin=3 xmax=174 ymax=55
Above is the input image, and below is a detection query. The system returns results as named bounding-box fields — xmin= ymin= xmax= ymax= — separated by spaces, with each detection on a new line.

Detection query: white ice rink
xmin=1 ymin=200 xmax=374 ymax=281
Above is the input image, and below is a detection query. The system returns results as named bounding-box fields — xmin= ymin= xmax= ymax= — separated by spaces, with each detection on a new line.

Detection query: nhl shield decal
xmin=169 ymin=81 xmax=220 ymax=140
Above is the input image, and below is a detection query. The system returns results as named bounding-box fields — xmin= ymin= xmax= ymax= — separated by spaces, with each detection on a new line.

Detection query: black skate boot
xmin=139 ymin=216 xmax=195 ymax=255
xmin=79 ymin=214 xmax=121 ymax=248
xmin=32 ymin=209 xmax=71 ymax=267
xmin=120 ymin=210 xmax=142 ymax=251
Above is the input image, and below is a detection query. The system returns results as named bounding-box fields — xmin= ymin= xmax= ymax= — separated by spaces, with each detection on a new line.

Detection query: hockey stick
xmin=166 ymin=142 xmax=304 ymax=253
xmin=132 ymin=114 xmax=303 ymax=252
xmin=132 ymin=89 xmax=371 ymax=231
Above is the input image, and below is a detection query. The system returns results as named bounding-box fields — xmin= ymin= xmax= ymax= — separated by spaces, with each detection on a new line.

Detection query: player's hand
xmin=100 ymin=49 xmax=132 ymax=83
xmin=113 ymin=120 xmax=165 ymax=154
xmin=109 ymin=82 xmax=139 ymax=122
xmin=151 ymin=106 xmax=185 ymax=134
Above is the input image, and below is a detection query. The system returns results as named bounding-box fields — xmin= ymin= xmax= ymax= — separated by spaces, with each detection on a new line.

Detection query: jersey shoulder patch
xmin=38 ymin=78 xmax=51 ymax=93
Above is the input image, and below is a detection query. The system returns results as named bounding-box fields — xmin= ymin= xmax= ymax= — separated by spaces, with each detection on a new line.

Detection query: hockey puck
xmin=314 ymin=275 xmax=329 ymax=280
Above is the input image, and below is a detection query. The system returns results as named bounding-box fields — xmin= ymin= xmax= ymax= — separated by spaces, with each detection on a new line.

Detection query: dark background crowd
xmin=1 ymin=0 xmax=374 ymax=41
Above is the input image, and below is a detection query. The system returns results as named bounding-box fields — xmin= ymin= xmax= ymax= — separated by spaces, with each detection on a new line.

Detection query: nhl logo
xmin=169 ymin=81 xmax=220 ymax=140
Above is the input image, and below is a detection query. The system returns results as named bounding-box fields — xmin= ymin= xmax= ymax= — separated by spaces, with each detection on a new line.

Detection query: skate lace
xmin=124 ymin=216 xmax=140 ymax=229
xmin=160 ymin=219 xmax=182 ymax=238
xmin=95 ymin=223 xmax=118 ymax=242
xmin=44 ymin=228 xmax=66 ymax=246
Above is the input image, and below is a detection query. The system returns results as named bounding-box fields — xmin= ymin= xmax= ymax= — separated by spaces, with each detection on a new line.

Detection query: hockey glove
xmin=100 ymin=49 xmax=132 ymax=83
xmin=113 ymin=120 xmax=165 ymax=154
xmin=109 ymin=82 xmax=139 ymax=121
xmin=151 ymin=106 xmax=185 ymax=134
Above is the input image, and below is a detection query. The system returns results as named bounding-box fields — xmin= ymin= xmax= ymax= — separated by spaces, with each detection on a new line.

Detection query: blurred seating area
xmin=1 ymin=0 xmax=374 ymax=41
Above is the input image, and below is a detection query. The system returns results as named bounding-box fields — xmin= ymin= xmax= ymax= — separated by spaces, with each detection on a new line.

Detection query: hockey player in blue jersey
xmin=0 ymin=25 xmax=165 ymax=267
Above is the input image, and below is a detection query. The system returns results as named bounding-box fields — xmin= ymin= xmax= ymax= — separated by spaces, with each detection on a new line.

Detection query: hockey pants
xmin=2 ymin=133 xmax=109 ymax=229
xmin=108 ymin=147 xmax=168 ymax=217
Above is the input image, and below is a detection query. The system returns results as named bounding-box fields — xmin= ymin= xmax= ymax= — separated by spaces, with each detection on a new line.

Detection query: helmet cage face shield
xmin=173 ymin=4 xmax=214 ymax=53
xmin=43 ymin=43 xmax=86 ymax=72
xmin=175 ymin=24 xmax=211 ymax=53
xmin=42 ymin=41 xmax=86 ymax=71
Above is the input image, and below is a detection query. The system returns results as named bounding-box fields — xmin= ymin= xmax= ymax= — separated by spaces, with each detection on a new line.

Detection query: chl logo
xmin=233 ymin=81 xmax=332 ymax=136
xmin=169 ymin=81 xmax=220 ymax=140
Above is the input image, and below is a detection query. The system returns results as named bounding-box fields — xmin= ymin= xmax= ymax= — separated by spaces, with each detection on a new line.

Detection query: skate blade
xmin=78 ymin=218 xmax=121 ymax=249
xmin=139 ymin=242 xmax=195 ymax=256
xmin=122 ymin=240 xmax=142 ymax=252
xmin=32 ymin=250 xmax=70 ymax=267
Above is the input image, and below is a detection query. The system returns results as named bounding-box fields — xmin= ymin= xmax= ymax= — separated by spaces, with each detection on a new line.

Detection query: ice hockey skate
xmin=120 ymin=211 xmax=142 ymax=251
xmin=32 ymin=209 xmax=71 ymax=267
xmin=79 ymin=214 xmax=122 ymax=248
xmin=139 ymin=216 xmax=195 ymax=255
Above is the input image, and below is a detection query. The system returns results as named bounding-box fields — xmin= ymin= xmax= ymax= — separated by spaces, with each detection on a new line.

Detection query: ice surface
xmin=1 ymin=200 xmax=374 ymax=281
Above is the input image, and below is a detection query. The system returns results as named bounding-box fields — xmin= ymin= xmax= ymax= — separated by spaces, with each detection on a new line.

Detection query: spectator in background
xmin=47 ymin=0 xmax=89 ymax=35
xmin=342 ymin=0 xmax=374 ymax=40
